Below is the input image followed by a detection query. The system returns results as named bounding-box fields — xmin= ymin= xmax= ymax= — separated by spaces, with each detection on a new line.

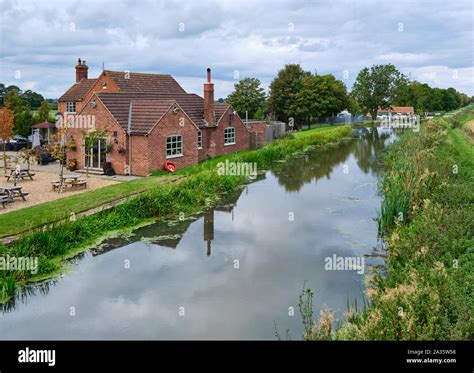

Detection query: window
xmin=166 ymin=135 xmax=183 ymax=158
xmin=66 ymin=102 xmax=76 ymax=113
xmin=224 ymin=127 xmax=235 ymax=145
xmin=197 ymin=130 xmax=202 ymax=149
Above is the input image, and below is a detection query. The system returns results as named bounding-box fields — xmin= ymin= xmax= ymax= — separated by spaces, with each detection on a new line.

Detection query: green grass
xmin=303 ymin=107 xmax=474 ymax=341
xmin=292 ymin=125 xmax=344 ymax=138
xmin=0 ymin=174 xmax=181 ymax=238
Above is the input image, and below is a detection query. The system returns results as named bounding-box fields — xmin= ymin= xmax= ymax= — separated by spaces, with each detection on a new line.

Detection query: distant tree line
xmin=224 ymin=63 xmax=472 ymax=127
xmin=0 ymin=83 xmax=58 ymax=137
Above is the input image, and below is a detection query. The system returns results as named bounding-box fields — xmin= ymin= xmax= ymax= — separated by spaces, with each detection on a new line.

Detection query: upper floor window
xmin=198 ymin=130 xmax=202 ymax=149
xmin=66 ymin=101 xmax=76 ymax=113
xmin=166 ymin=135 xmax=183 ymax=158
xmin=224 ymin=127 xmax=235 ymax=145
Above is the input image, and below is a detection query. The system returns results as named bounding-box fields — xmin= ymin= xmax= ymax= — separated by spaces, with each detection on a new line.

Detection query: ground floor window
xmin=224 ymin=127 xmax=235 ymax=145
xmin=198 ymin=130 xmax=202 ymax=149
xmin=166 ymin=135 xmax=183 ymax=157
xmin=84 ymin=137 xmax=107 ymax=169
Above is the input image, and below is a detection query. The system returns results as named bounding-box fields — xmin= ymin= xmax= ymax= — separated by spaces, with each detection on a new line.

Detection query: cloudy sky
xmin=0 ymin=0 xmax=472 ymax=99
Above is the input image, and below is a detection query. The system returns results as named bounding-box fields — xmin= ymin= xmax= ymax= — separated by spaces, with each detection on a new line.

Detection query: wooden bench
xmin=0 ymin=195 xmax=10 ymax=208
xmin=71 ymin=179 xmax=87 ymax=189
xmin=5 ymin=171 xmax=35 ymax=182
xmin=51 ymin=181 xmax=64 ymax=192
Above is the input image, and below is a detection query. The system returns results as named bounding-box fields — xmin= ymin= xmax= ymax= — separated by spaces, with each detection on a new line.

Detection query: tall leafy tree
xmin=293 ymin=74 xmax=348 ymax=128
xmin=37 ymin=100 xmax=50 ymax=122
xmin=226 ymin=78 xmax=266 ymax=119
xmin=267 ymin=64 xmax=310 ymax=127
xmin=352 ymin=64 xmax=406 ymax=119
xmin=22 ymin=90 xmax=44 ymax=109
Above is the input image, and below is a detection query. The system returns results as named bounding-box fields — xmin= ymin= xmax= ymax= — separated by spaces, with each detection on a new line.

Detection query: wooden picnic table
xmin=5 ymin=167 xmax=36 ymax=182
xmin=62 ymin=174 xmax=80 ymax=183
xmin=51 ymin=175 xmax=87 ymax=192
xmin=0 ymin=185 xmax=29 ymax=207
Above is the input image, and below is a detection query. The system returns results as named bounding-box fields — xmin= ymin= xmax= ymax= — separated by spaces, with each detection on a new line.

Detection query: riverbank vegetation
xmin=303 ymin=107 xmax=474 ymax=340
xmin=0 ymin=125 xmax=351 ymax=305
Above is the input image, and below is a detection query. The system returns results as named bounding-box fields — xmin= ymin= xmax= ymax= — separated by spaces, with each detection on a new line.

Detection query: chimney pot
xmin=75 ymin=58 xmax=89 ymax=82
xmin=207 ymin=68 xmax=211 ymax=83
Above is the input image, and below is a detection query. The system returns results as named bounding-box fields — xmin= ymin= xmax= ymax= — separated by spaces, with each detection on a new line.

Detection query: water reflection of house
xmin=93 ymin=186 xmax=245 ymax=256
xmin=203 ymin=186 xmax=243 ymax=256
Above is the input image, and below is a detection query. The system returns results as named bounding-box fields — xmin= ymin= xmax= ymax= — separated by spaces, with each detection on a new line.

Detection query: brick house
xmin=58 ymin=59 xmax=251 ymax=176
xmin=377 ymin=106 xmax=415 ymax=117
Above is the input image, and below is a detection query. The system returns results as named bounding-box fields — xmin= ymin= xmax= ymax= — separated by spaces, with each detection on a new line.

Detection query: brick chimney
xmin=204 ymin=68 xmax=215 ymax=126
xmin=75 ymin=58 xmax=89 ymax=82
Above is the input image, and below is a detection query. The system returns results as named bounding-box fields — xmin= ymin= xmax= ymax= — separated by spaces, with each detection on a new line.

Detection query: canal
xmin=0 ymin=127 xmax=394 ymax=339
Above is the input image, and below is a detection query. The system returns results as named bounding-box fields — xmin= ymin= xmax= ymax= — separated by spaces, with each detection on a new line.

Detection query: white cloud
xmin=0 ymin=0 xmax=472 ymax=98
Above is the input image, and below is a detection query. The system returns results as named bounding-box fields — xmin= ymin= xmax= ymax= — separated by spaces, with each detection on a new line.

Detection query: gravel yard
xmin=0 ymin=170 xmax=119 ymax=214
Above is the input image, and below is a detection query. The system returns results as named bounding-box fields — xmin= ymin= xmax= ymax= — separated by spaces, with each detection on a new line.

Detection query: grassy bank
xmin=0 ymin=125 xmax=351 ymax=304
xmin=0 ymin=174 xmax=181 ymax=239
xmin=304 ymin=107 xmax=474 ymax=340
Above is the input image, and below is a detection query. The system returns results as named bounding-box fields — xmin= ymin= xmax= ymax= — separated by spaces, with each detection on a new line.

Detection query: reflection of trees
xmin=352 ymin=127 xmax=391 ymax=174
xmin=272 ymin=128 xmax=392 ymax=192
xmin=1 ymin=279 xmax=59 ymax=313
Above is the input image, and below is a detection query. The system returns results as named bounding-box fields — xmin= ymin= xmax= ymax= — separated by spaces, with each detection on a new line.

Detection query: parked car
xmin=7 ymin=136 xmax=30 ymax=151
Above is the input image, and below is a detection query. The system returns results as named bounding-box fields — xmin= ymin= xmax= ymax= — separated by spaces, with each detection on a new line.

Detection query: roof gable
xmin=58 ymin=78 xmax=97 ymax=102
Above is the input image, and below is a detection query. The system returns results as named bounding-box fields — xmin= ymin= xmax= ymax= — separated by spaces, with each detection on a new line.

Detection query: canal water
xmin=0 ymin=127 xmax=394 ymax=339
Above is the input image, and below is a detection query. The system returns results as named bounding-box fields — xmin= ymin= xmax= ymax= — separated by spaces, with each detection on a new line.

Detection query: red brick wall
xmin=82 ymin=73 xmax=120 ymax=103
xmin=199 ymin=107 xmax=250 ymax=160
xmin=130 ymin=135 xmax=149 ymax=176
xmin=59 ymin=72 xmax=120 ymax=116
xmin=65 ymin=97 xmax=128 ymax=175
xmin=246 ymin=121 xmax=267 ymax=148
xmin=147 ymin=109 xmax=199 ymax=174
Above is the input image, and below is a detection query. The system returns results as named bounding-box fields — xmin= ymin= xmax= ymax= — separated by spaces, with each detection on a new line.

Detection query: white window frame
xmin=166 ymin=134 xmax=183 ymax=158
xmin=66 ymin=101 xmax=76 ymax=113
xmin=197 ymin=130 xmax=202 ymax=149
xmin=224 ymin=127 xmax=236 ymax=146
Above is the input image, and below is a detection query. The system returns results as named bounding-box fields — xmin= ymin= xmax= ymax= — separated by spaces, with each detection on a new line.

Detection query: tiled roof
xmin=58 ymin=79 xmax=96 ymax=102
xmin=131 ymin=99 xmax=175 ymax=134
xmin=104 ymin=71 xmax=186 ymax=95
xmin=96 ymin=92 xmax=207 ymax=134
xmin=378 ymin=106 xmax=414 ymax=114
xmin=215 ymin=104 xmax=230 ymax=123
xmin=390 ymin=106 xmax=414 ymax=114
xmin=59 ymin=70 xmax=186 ymax=102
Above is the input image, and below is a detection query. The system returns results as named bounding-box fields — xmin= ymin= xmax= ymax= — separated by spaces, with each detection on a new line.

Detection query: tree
xmin=352 ymin=64 xmax=406 ymax=119
xmin=22 ymin=90 xmax=44 ymax=109
xmin=37 ymin=100 xmax=50 ymax=122
xmin=293 ymin=74 xmax=348 ymax=129
xmin=14 ymin=110 xmax=34 ymax=137
xmin=268 ymin=64 xmax=310 ymax=127
xmin=4 ymin=91 xmax=24 ymax=113
xmin=0 ymin=106 xmax=15 ymax=174
xmin=226 ymin=78 xmax=266 ymax=119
